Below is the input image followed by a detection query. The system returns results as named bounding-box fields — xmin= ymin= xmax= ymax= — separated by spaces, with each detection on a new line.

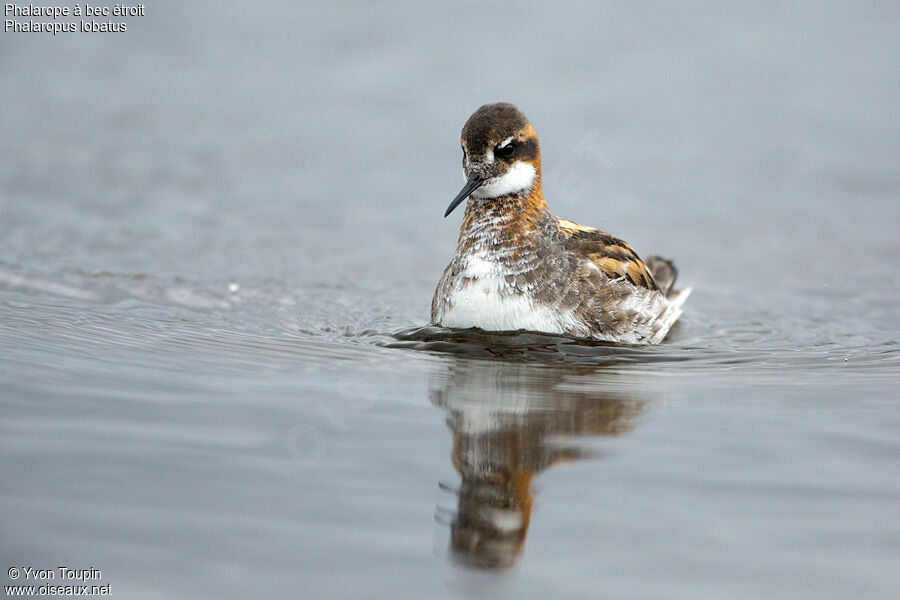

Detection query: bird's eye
xmin=462 ymin=146 xmax=466 ymax=160
xmin=495 ymin=142 xmax=515 ymax=159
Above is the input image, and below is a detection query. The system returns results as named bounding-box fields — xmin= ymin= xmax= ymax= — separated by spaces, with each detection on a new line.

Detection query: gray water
xmin=2 ymin=1 xmax=899 ymax=598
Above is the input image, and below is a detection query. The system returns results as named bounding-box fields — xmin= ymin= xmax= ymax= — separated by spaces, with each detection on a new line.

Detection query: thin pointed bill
xmin=444 ymin=173 xmax=484 ymax=217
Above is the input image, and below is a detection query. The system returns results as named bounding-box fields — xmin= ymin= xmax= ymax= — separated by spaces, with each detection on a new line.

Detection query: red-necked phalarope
xmin=432 ymin=102 xmax=691 ymax=344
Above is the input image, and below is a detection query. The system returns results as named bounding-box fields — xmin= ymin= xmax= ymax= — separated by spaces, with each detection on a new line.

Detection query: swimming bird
xmin=431 ymin=102 xmax=690 ymax=344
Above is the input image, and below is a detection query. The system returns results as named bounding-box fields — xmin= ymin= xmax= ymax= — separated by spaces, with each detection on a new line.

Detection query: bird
xmin=431 ymin=102 xmax=690 ymax=345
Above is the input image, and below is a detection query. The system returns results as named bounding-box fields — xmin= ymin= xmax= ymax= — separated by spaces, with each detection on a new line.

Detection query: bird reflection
xmin=430 ymin=359 xmax=648 ymax=569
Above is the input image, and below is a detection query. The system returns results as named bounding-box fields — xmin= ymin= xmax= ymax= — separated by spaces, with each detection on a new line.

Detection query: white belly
xmin=435 ymin=256 xmax=579 ymax=334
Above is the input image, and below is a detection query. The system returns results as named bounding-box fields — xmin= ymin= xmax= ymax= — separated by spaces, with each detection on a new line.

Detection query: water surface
xmin=2 ymin=2 xmax=899 ymax=598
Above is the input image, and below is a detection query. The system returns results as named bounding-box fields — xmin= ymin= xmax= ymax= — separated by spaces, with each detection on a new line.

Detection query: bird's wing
xmin=557 ymin=218 xmax=660 ymax=291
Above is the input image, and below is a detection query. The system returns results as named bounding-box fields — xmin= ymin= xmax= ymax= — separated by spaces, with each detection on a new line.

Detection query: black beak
xmin=444 ymin=173 xmax=484 ymax=217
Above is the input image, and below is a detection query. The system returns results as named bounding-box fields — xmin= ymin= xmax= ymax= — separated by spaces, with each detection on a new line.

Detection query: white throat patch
xmin=471 ymin=162 xmax=536 ymax=199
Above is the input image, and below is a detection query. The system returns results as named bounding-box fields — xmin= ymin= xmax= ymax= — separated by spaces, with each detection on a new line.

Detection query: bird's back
xmin=556 ymin=217 xmax=689 ymax=343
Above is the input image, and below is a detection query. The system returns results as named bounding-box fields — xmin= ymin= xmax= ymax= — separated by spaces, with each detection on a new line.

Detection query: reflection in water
xmin=430 ymin=359 xmax=649 ymax=569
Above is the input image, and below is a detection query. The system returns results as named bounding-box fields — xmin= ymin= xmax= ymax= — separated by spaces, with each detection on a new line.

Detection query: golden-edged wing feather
xmin=557 ymin=218 xmax=662 ymax=292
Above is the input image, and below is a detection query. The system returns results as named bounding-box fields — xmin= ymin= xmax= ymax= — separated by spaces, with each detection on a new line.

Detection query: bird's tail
xmin=645 ymin=255 xmax=679 ymax=296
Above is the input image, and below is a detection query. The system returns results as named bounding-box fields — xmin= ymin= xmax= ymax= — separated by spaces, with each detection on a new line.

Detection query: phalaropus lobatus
xmin=431 ymin=102 xmax=690 ymax=344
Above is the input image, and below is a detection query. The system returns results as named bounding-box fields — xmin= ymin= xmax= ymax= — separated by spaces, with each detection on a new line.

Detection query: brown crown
xmin=461 ymin=103 xmax=540 ymax=162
